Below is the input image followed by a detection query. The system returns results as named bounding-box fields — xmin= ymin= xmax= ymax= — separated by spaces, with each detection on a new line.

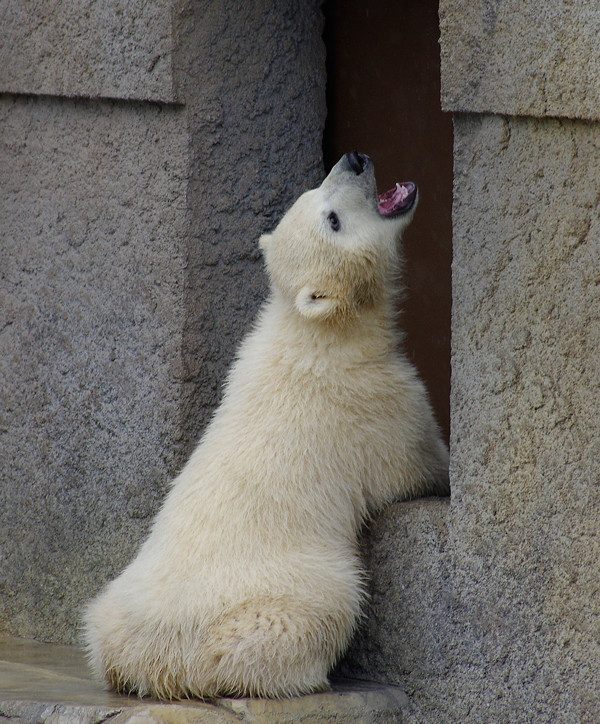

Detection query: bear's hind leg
xmin=194 ymin=595 xmax=355 ymax=699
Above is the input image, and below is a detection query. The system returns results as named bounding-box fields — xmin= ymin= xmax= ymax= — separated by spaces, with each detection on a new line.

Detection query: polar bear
xmin=83 ymin=151 xmax=449 ymax=701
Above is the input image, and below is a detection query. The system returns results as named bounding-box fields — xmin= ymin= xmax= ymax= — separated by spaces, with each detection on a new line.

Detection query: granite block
xmin=440 ymin=0 xmax=600 ymax=120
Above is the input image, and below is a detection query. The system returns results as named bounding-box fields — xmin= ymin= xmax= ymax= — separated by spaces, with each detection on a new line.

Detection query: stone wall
xmin=341 ymin=3 xmax=600 ymax=723
xmin=0 ymin=0 xmax=179 ymax=102
xmin=0 ymin=0 xmax=325 ymax=643
xmin=446 ymin=7 xmax=600 ymax=718
xmin=0 ymin=96 xmax=189 ymax=641
xmin=450 ymin=111 xmax=600 ymax=724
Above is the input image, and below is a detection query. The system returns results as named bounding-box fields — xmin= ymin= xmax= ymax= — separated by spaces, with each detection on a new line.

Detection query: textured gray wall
xmin=0 ymin=97 xmax=188 ymax=641
xmin=341 ymin=2 xmax=600 ymax=722
xmin=0 ymin=0 xmax=178 ymax=102
xmin=338 ymin=500 xmax=452 ymax=714
xmin=177 ymin=1 xmax=326 ymax=446
xmin=439 ymin=0 xmax=600 ymax=121
xmin=449 ymin=112 xmax=600 ymax=724
xmin=0 ymin=0 xmax=325 ymax=643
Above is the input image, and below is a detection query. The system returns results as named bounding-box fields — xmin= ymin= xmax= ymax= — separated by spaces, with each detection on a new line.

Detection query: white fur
xmin=83 ymin=155 xmax=449 ymax=700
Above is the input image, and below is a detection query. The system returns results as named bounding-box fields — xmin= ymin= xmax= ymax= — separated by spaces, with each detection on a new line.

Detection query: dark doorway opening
xmin=323 ymin=0 xmax=453 ymax=445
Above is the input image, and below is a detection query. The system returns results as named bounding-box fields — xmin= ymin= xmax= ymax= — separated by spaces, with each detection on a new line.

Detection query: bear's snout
xmin=346 ymin=151 xmax=370 ymax=175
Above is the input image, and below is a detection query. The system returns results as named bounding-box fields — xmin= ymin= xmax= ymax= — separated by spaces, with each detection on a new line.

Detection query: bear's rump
xmin=92 ymin=588 xmax=358 ymax=700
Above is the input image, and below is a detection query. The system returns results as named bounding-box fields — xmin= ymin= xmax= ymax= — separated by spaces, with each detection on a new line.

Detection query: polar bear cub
xmin=83 ymin=151 xmax=449 ymax=700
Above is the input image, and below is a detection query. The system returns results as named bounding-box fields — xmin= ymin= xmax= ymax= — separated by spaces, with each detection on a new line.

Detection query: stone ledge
xmin=0 ymin=635 xmax=407 ymax=723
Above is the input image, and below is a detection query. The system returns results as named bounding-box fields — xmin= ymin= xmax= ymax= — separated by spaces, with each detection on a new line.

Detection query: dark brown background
xmin=323 ymin=0 xmax=453 ymax=443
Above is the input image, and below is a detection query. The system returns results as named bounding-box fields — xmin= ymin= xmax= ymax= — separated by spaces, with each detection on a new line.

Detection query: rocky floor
xmin=0 ymin=634 xmax=407 ymax=723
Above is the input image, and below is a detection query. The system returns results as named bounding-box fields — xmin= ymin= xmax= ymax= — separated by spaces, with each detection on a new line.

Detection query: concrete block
xmin=0 ymin=0 xmax=177 ymax=102
xmin=449 ymin=114 xmax=600 ymax=723
xmin=338 ymin=499 xmax=456 ymax=721
xmin=218 ymin=680 xmax=408 ymax=723
xmin=176 ymin=0 xmax=326 ymax=448
xmin=440 ymin=0 xmax=600 ymax=120
xmin=0 ymin=95 xmax=189 ymax=642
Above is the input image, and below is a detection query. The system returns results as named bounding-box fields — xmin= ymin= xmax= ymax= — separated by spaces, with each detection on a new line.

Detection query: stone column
xmin=441 ymin=2 xmax=600 ymax=720
xmin=0 ymin=0 xmax=325 ymax=644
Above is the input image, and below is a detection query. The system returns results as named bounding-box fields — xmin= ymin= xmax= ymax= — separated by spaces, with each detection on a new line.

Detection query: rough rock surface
xmin=440 ymin=0 xmax=600 ymax=121
xmin=176 ymin=0 xmax=326 ymax=453
xmin=449 ymin=114 xmax=600 ymax=723
xmin=0 ymin=633 xmax=408 ymax=723
xmin=0 ymin=0 xmax=177 ymax=102
xmin=338 ymin=499 xmax=452 ymax=717
xmin=0 ymin=96 xmax=188 ymax=641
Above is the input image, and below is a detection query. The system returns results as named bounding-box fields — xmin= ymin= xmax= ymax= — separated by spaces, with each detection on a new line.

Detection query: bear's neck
xmin=256 ymin=292 xmax=403 ymax=365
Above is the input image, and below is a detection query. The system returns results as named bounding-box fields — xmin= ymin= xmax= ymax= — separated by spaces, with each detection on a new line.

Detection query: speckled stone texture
xmin=0 ymin=96 xmax=189 ymax=642
xmin=176 ymin=1 xmax=326 ymax=448
xmin=449 ymin=114 xmax=600 ymax=723
xmin=0 ymin=0 xmax=325 ymax=643
xmin=337 ymin=499 xmax=452 ymax=715
xmin=0 ymin=0 xmax=178 ymax=101
xmin=440 ymin=0 xmax=600 ymax=121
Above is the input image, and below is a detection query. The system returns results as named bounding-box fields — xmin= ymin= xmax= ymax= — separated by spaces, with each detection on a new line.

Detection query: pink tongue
xmin=377 ymin=183 xmax=414 ymax=216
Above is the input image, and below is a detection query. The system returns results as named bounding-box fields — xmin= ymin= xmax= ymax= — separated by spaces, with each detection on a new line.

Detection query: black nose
xmin=346 ymin=151 xmax=370 ymax=175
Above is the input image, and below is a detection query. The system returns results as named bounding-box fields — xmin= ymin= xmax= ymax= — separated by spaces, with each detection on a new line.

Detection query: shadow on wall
xmin=323 ymin=0 xmax=453 ymax=445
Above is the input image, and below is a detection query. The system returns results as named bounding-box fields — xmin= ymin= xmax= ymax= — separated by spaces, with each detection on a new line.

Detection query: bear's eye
xmin=327 ymin=212 xmax=341 ymax=232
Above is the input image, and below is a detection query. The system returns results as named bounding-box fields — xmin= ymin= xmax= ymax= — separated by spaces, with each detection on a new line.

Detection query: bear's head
xmin=259 ymin=152 xmax=417 ymax=323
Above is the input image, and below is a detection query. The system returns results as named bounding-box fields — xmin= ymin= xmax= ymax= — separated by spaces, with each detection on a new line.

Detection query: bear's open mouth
xmin=377 ymin=182 xmax=417 ymax=217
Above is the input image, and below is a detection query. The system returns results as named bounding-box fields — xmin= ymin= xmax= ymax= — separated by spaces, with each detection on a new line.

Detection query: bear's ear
xmin=259 ymin=233 xmax=272 ymax=252
xmin=295 ymin=286 xmax=340 ymax=321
